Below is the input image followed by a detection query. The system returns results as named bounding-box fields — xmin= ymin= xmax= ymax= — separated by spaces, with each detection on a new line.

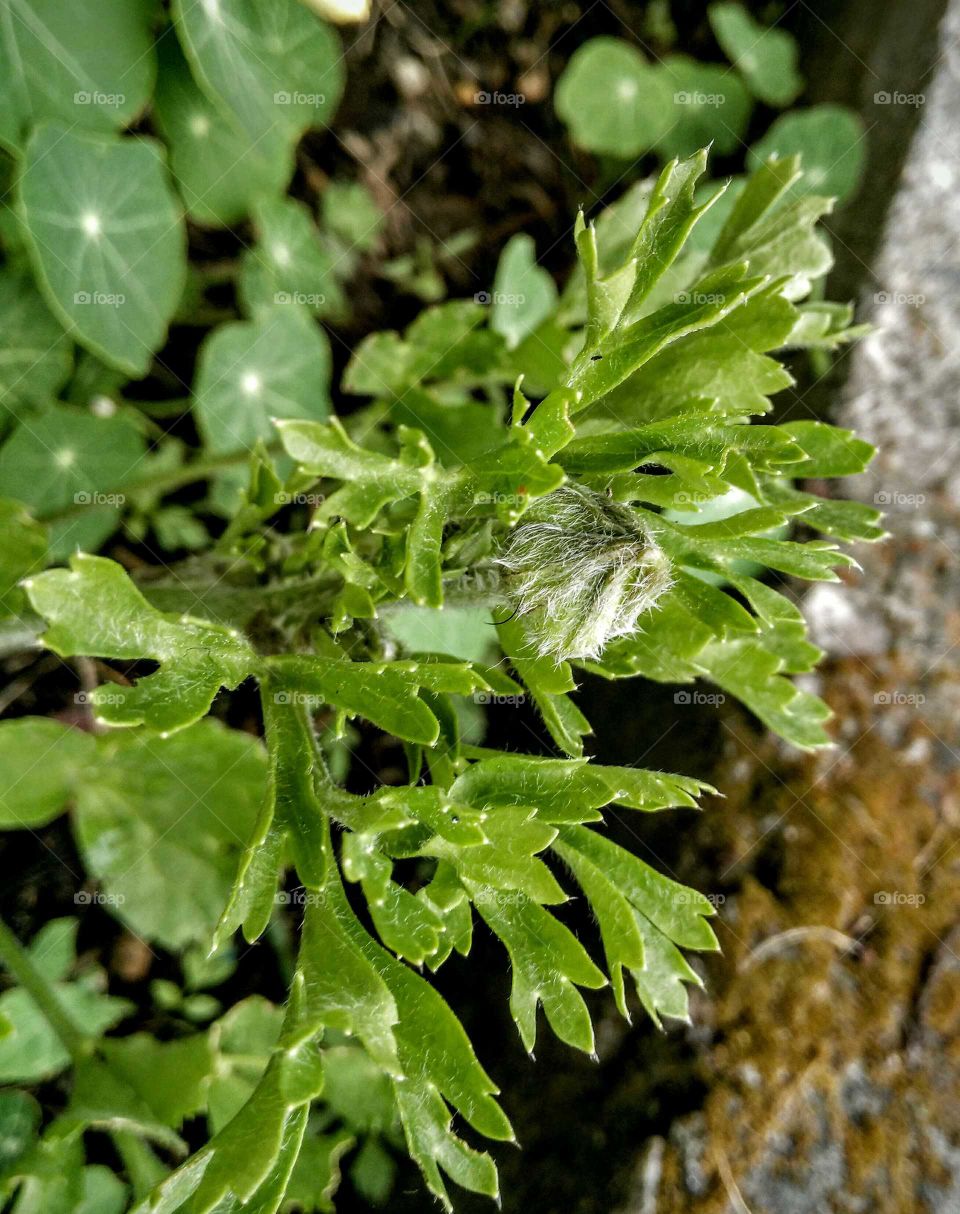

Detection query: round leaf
xmin=153 ymin=39 xmax=295 ymax=227
xmin=555 ymin=38 xmax=674 ymax=158
xmin=0 ymin=0 xmax=156 ymax=153
xmin=748 ymin=106 xmax=867 ymax=203
xmin=173 ymin=0 xmax=345 ymax=145
xmin=655 ymin=55 xmax=753 ymax=158
xmin=708 ymin=2 xmax=803 ymax=108
xmin=19 ymin=125 xmax=187 ymax=376
xmin=194 ymin=305 xmax=332 ymax=454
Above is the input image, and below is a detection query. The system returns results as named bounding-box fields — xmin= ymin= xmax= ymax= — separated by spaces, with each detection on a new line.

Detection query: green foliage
xmin=0 ymin=2 xmax=879 ymax=1206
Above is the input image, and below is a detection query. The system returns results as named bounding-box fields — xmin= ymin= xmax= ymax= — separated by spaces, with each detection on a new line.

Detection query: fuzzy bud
xmin=496 ymin=485 xmax=673 ymax=662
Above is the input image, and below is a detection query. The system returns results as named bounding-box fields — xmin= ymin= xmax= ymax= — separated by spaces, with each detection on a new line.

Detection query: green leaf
xmin=194 ymin=305 xmax=332 ymax=455
xmin=173 ymin=0 xmax=345 ymax=146
xmin=0 ymin=1089 xmax=41 ymax=1177
xmin=497 ymin=617 xmax=591 ymax=758
xmin=0 ymin=0 xmax=155 ymax=153
xmin=71 ymin=722 xmax=267 ymax=950
xmin=655 ymin=55 xmax=753 ymax=158
xmin=0 ymin=922 xmax=131 ymax=1084
xmin=268 ymin=653 xmax=443 ymax=745
xmin=0 ymin=404 xmax=146 ymax=560
xmin=748 ymin=105 xmax=867 ymax=203
xmin=239 ymin=197 xmax=344 ymax=319
xmin=0 ymin=499 xmax=47 ymax=621
xmin=708 ymin=2 xmax=803 ymax=107
xmin=153 ymin=38 xmax=294 ymax=228
xmin=299 ymin=882 xmax=400 ymax=1075
xmin=555 ymin=37 xmax=673 ymax=157
xmin=0 ymin=718 xmax=94 ymax=830
xmin=473 ymin=888 xmax=606 ymax=1054
xmin=0 ymin=267 xmax=72 ymax=416
xmin=490 ymin=234 xmax=557 ymax=350
xmin=556 ymin=825 xmax=716 ymax=1026
xmin=19 ymin=125 xmax=187 ymax=376
xmin=24 ymin=554 xmax=257 ymax=732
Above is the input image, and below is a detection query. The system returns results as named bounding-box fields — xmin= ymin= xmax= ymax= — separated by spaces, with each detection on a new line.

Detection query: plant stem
xmin=0 ymin=916 xmax=91 ymax=1063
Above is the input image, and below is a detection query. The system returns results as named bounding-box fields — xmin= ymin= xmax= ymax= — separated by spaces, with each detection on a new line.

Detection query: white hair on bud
xmin=496 ymin=485 xmax=674 ymax=662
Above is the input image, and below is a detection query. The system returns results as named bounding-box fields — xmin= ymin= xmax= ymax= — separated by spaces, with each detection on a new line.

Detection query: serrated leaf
xmin=19 ymin=125 xmax=187 ymax=376
xmin=24 ymin=555 xmax=257 ymax=732
xmin=473 ymin=888 xmax=606 ymax=1054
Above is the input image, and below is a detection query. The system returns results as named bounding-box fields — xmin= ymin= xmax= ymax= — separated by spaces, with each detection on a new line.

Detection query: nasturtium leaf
xmin=153 ymin=38 xmax=294 ymax=227
xmin=19 ymin=126 xmax=187 ymax=376
xmin=490 ymin=234 xmax=557 ymax=350
xmin=555 ymin=37 xmax=673 ymax=157
xmin=24 ymin=554 xmax=258 ymax=732
xmin=239 ymin=197 xmax=344 ymax=319
xmin=173 ymin=0 xmax=345 ymax=145
xmin=194 ymin=305 xmax=332 ymax=454
xmin=0 ymin=404 xmax=146 ymax=559
xmin=0 ymin=0 xmax=155 ymax=153
xmin=655 ymin=55 xmax=753 ymax=158
xmin=708 ymin=2 xmax=803 ymax=107
xmin=748 ymin=105 xmax=867 ymax=203
xmin=0 ymin=267 xmax=72 ymax=416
